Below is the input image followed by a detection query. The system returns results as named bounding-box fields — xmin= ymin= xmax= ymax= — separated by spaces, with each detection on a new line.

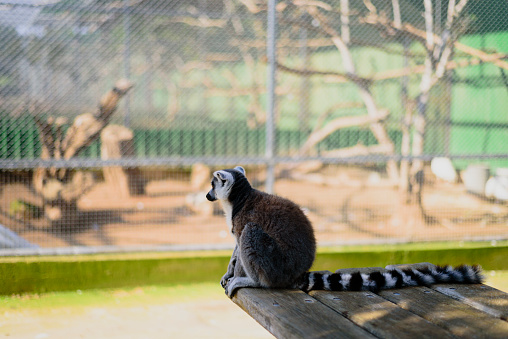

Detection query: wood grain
xmin=310 ymin=290 xmax=455 ymax=339
xmin=433 ymin=284 xmax=508 ymax=321
xmin=378 ymin=286 xmax=508 ymax=338
xmin=230 ymin=264 xmax=508 ymax=338
xmin=232 ymin=288 xmax=376 ymax=339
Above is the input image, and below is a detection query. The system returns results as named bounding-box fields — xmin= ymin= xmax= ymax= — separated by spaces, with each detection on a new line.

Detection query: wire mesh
xmin=0 ymin=0 xmax=507 ymax=254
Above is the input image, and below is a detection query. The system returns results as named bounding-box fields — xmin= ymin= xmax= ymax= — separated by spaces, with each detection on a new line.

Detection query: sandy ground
xmin=1 ymin=165 xmax=508 ymax=249
xmin=2 ymin=300 xmax=273 ymax=339
xmin=1 ymin=284 xmax=274 ymax=339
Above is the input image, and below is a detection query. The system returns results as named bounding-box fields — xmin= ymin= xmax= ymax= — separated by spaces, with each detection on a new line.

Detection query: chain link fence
xmin=0 ymin=0 xmax=507 ymax=254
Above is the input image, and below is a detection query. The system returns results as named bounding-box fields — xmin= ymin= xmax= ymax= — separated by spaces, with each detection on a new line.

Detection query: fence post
xmin=123 ymin=0 xmax=132 ymax=127
xmin=265 ymin=0 xmax=277 ymax=193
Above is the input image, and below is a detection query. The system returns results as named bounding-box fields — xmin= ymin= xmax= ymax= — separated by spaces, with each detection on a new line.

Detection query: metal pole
xmin=299 ymin=27 xmax=310 ymax=131
xmin=123 ymin=0 xmax=132 ymax=127
xmin=265 ymin=0 xmax=277 ymax=193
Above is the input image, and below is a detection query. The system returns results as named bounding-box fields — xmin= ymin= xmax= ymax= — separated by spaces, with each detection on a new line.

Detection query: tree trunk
xmin=101 ymin=124 xmax=145 ymax=198
xmin=305 ymin=7 xmax=399 ymax=183
xmin=33 ymin=79 xmax=134 ymax=226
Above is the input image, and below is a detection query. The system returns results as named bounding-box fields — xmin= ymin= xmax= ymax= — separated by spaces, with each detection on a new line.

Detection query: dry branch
xmin=399 ymin=101 xmax=414 ymax=202
xmin=299 ymin=111 xmax=389 ymax=156
xmin=33 ymin=79 xmax=133 ymax=224
xmin=392 ymin=0 xmax=401 ymax=28
xmin=278 ymin=54 xmax=507 ymax=85
xmin=61 ymin=79 xmax=134 ymax=160
xmin=238 ymin=0 xmax=265 ymax=13
xmin=363 ymin=10 xmax=508 ymax=71
xmin=321 ymin=143 xmax=393 ymax=158
xmin=340 ymin=0 xmax=350 ymax=44
xmin=371 ymin=56 xmax=507 ymax=81
xmin=454 ymin=43 xmax=508 ymax=70
xmin=312 ymin=102 xmax=364 ymax=131
xmin=362 ymin=0 xmax=472 ymax=201
xmin=101 ymin=125 xmax=144 ymax=198
xmin=170 ymin=16 xmax=227 ymax=28
xmin=275 ymin=61 xmax=370 ymax=86
xmin=410 ymin=0 xmax=436 ymax=180
xmin=303 ymin=4 xmax=399 ymax=181
xmin=34 ymin=117 xmax=56 ymax=160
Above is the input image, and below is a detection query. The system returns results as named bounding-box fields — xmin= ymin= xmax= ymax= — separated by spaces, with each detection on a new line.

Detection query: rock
xmin=431 ymin=157 xmax=458 ymax=183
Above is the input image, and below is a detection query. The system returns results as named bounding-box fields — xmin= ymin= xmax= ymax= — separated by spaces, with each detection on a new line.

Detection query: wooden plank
xmin=232 ymin=288 xmax=376 ymax=339
xmin=327 ymin=266 xmax=455 ymax=338
xmin=379 ymin=286 xmax=508 ymax=338
xmin=310 ymin=290 xmax=455 ymax=339
xmin=433 ymin=284 xmax=508 ymax=321
xmin=383 ymin=263 xmax=508 ymax=319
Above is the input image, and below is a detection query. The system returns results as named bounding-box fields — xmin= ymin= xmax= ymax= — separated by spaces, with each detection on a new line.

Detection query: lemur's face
xmin=206 ymin=166 xmax=245 ymax=202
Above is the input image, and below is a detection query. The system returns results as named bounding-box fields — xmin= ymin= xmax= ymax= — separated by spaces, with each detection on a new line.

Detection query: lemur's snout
xmin=206 ymin=191 xmax=216 ymax=201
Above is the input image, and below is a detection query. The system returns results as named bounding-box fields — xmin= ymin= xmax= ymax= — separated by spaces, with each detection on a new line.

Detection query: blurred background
xmin=1 ymin=2 xmax=508 ymax=338
xmin=0 ymin=0 xmax=507 ymax=253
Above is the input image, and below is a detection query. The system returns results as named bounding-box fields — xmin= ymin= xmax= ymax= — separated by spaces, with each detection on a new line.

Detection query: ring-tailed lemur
xmin=206 ymin=166 xmax=484 ymax=297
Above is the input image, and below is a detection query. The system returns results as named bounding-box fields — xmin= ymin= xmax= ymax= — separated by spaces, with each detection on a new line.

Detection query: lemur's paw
xmin=223 ymin=277 xmax=238 ymax=298
xmin=225 ymin=284 xmax=238 ymax=298
xmin=220 ymin=274 xmax=233 ymax=289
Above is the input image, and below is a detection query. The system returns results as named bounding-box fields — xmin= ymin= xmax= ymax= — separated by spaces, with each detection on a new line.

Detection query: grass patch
xmin=484 ymin=270 xmax=508 ymax=293
xmin=0 ymin=282 xmax=224 ymax=314
xmin=0 ymin=254 xmax=230 ymax=295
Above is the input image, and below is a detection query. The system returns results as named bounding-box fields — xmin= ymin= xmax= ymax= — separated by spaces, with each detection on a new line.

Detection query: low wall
xmin=1 ymin=242 xmax=507 ymax=295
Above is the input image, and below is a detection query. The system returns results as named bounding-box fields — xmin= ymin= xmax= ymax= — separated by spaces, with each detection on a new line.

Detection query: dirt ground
xmin=0 ymin=283 xmax=274 ymax=339
xmin=2 ymin=299 xmax=273 ymax=339
xmin=1 ymin=165 xmax=507 ymax=249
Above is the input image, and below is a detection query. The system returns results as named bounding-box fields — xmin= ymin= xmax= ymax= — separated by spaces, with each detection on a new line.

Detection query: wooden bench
xmin=231 ymin=266 xmax=508 ymax=338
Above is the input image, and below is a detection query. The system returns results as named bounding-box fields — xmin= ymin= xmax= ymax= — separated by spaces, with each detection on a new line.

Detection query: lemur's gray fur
xmin=207 ymin=166 xmax=484 ymax=297
xmin=206 ymin=166 xmax=315 ymax=297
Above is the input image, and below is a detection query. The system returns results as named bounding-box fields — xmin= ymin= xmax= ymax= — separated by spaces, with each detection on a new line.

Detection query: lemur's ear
xmin=234 ymin=166 xmax=245 ymax=175
xmin=215 ymin=171 xmax=227 ymax=181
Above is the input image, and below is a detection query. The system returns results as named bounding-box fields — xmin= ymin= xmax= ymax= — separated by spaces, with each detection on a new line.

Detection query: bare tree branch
xmin=312 ymin=102 xmax=364 ymax=132
xmin=321 ymin=143 xmax=393 ymax=158
xmin=294 ymin=0 xmax=333 ymax=11
xmin=392 ymin=0 xmax=401 ymax=28
xmin=340 ymin=0 xmax=350 ymax=44
xmin=363 ymin=0 xmax=377 ymax=14
xmin=423 ymin=0 xmax=434 ymax=50
xmin=275 ymin=60 xmax=371 ymax=85
xmin=411 ymin=0 xmax=436 ymax=179
xmin=238 ymin=0 xmax=265 ymax=13
xmin=34 ymin=117 xmax=56 ymax=160
xmin=170 ymin=16 xmax=227 ymax=28
xmin=303 ymin=4 xmax=399 ymax=181
xmin=61 ymin=79 xmax=133 ymax=160
xmin=455 ymin=42 xmax=508 ymax=71
xmin=363 ymin=9 xmax=508 ymax=71
xmin=300 ymin=111 xmax=389 ymax=156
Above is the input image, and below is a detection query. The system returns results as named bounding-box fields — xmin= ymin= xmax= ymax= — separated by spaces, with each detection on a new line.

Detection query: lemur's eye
xmin=220 ymin=179 xmax=226 ymax=185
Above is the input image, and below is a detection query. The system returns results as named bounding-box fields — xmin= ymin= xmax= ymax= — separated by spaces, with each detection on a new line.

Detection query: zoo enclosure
xmin=0 ymin=0 xmax=507 ymax=253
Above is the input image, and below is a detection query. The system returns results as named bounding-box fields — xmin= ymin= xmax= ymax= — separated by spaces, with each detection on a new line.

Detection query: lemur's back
xmin=232 ymin=189 xmax=316 ymax=286
xmin=234 ymin=190 xmax=314 ymax=248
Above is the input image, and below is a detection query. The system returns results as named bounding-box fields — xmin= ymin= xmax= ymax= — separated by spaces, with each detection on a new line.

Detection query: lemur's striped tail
xmin=297 ymin=264 xmax=484 ymax=293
